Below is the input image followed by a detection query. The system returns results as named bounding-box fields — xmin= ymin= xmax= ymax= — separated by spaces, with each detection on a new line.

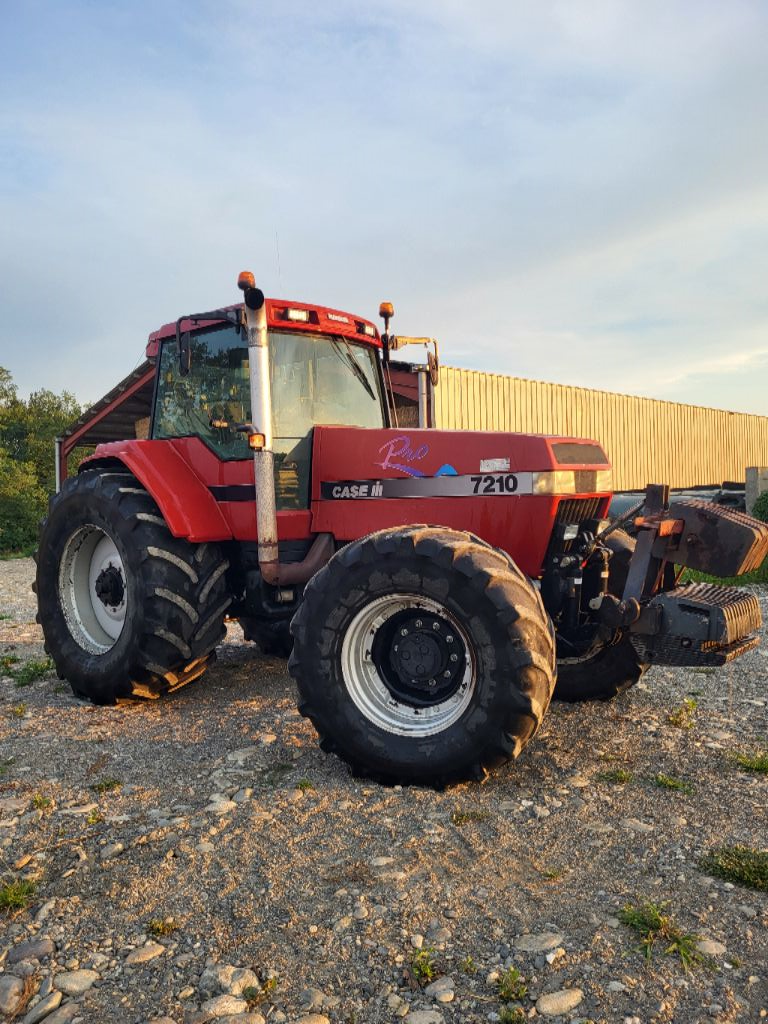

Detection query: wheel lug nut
xmin=443 ymin=670 xmax=451 ymax=678
xmin=400 ymin=628 xmax=409 ymax=636
xmin=446 ymin=635 xmax=454 ymax=643
xmin=415 ymin=619 xmax=423 ymax=628
xmin=450 ymin=653 xmax=458 ymax=662
xmin=428 ymin=679 xmax=436 ymax=687
xmin=432 ymin=622 xmax=440 ymax=630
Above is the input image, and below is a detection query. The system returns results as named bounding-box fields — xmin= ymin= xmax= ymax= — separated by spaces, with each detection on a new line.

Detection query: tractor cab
xmin=148 ymin=303 xmax=389 ymax=509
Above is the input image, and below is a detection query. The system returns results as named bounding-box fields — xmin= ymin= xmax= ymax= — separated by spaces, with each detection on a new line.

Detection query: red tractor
xmin=35 ymin=273 xmax=768 ymax=784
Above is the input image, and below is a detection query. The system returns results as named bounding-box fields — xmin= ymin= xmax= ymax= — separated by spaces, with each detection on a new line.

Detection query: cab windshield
xmin=152 ymin=325 xmax=386 ymax=507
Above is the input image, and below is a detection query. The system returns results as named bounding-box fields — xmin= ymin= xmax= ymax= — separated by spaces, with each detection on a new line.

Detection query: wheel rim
xmin=340 ymin=593 xmax=476 ymax=737
xmin=58 ymin=525 xmax=127 ymax=654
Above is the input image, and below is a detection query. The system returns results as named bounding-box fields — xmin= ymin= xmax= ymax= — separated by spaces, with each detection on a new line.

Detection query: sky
xmin=1 ymin=0 xmax=767 ymax=414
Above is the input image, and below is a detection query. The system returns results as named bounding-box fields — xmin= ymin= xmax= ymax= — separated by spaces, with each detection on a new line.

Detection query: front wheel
xmin=289 ymin=526 xmax=556 ymax=786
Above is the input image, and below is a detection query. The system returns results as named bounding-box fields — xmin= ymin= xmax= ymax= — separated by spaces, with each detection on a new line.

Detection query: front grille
xmin=547 ymin=497 xmax=603 ymax=556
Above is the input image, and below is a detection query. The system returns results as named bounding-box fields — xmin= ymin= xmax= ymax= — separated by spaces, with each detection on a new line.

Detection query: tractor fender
xmin=81 ymin=440 xmax=232 ymax=543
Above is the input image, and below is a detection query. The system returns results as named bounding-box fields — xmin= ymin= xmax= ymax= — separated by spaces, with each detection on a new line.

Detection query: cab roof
xmin=146 ymin=299 xmax=380 ymax=359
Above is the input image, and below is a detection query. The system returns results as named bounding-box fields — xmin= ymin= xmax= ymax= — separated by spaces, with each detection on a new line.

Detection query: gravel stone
xmin=404 ymin=1012 xmax=445 ymax=1024
xmin=8 ymin=937 xmax=56 ymax=963
xmin=0 ymin=975 xmax=25 ymax=1016
xmin=40 ymin=1006 xmax=81 ymax=1024
xmin=201 ymin=994 xmax=250 ymax=1016
xmin=424 ymin=976 xmax=454 ymax=1002
xmin=536 ymin=988 xmax=584 ymax=1015
xmin=125 ymin=941 xmax=166 ymax=965
xmin=696 ymin=938 xmax=728 ymax=956
xmin=54 ymin=968 xmax=100 ymax=995
xmin=515 ymin=931 xmax=564 ymax=952
xmin=22 ymin=991 xmax=63 ymax=1024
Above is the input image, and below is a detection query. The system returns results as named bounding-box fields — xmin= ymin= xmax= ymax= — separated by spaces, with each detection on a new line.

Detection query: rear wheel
xmin=35 ymin=468 xmax=231 ymax=703
xmin=554 ymin=529 xmax=648 ymax=702
xmin=289 ymin=526 xmax=556 ymax=786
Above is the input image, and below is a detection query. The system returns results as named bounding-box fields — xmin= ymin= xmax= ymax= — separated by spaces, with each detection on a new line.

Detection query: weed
xmin=85 ymin=809 xmax=104 ymax=826
xmin=460 ymin=954 xmax=477 ymax=975
xmin=10 ymin=703 xmax=26 ymax=718
xmin=0 ymin=879 xmax=35 ymax=912
xmin=0 ymin=654 xmax=20 ymax=673
xmin=598 ymin=768 xmax=634 ymax=783
xmin=147 ymin=917 xmax=178 ymax=937
xmin=499 ymin=1009 xmax=527 ymax=1024
xmin=540 ymin=867 xmax=565 ymax=881
xmin=497 ymin=966 xmax=527 ymax=1002
xmin=699 ymin=845 xmax=768 ymax=891
xmin=12 ymin=658 xmax=54 ymax=686
xmin=619 ymin=900 xmax=701 ymax=969
xmin=295 ymin=778 xmax=314 ymax=791
xmin=411 ymin=947 xmax=437 ymax=985
xmin=668 ymin=698 xmax=697 ymax=730
xmin=53 ymin=684 xmax=68 ymax=694
xmin=0 ymin=613 xmax=11 ymax=620
xmin=734 ymin=749 xmax=768 ymax=775
xmin=451 ymin=809 xmax=490 ymax=825
xmin=654 ymin=773 xmax=694 ymax=794
xmin=32 ymin=793 xmax=53 ymax=811
xmin=0 ymin=758 xmax=12 ymax=776
xmin=92 ymin=778 xmax=122 ymax=794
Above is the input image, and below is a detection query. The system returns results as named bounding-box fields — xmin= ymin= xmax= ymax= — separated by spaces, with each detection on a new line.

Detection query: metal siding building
xmin=433 ymin=367 xmax=768 ymax=491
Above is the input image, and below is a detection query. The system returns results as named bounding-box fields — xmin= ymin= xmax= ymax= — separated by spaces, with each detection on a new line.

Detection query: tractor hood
xmin=310 ymin=426 xmax=612 ymax=577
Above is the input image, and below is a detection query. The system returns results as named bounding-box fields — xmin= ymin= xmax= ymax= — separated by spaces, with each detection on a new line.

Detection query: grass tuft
xmin=12 ymin=658 xmax=54 ymax=687
xmin=0 ymin=879 xmax=35 ymax=912
xmin=668 ymin=698 xmax=697 ymax=730
xmin=451 ymin=808 xmax=490 ymax=825
xmin=619 ymin=900 xmax=701 ymax=969
xmin=598 ymin=768 xmax=634 ymax=784
xmin=497 ymin=966 xmax=527 ymax=1002
xmin=654 ymin=773 xmax=694 ymax=794
xmin=32 ymin=792 xmax=53 ymax=811
xmin=499 ymin=1009 xmax=527 ymax=1024
xmin=411 ymin=947 xmax=437 ymax=985
xmin=699 ymin=845 xmax=768 ymax=891
xmin=295 ymin=778 xmax=314 ymax=791
xmin=734 ymin=749 xmax=768 ymax=775
xmin=92 ymin=777 xmax=122 ymax=794
xmin=460 ymin=954 xmax=477 ymax=975
xmin=10 ymin=702 xmax=26 ymax=718
xmin=147 ymin=917 xmax=178 ymax=937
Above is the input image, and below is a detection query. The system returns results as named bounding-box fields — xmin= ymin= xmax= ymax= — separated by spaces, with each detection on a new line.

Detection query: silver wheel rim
xmin=340 ymin=593 xmax=476 ymax=737
xmin=58 ymin=525 xmax=127 ymax=654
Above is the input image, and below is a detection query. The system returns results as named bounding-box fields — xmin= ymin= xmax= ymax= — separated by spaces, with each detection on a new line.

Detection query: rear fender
xmin=82 ymin=440 xmax=232 ymax=543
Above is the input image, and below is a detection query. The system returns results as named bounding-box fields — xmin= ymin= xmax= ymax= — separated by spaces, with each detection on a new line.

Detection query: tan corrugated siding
xmin=434 ymin=367 xmax=768 ymax=490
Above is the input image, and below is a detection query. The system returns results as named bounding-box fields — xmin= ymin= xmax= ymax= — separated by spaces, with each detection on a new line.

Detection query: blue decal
xmin=435 ymin=464 xmax=458 ymax=476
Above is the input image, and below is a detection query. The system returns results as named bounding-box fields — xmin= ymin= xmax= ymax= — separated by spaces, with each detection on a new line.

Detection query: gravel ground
xmin=0 ymin=556 xmax=766 ymax=1024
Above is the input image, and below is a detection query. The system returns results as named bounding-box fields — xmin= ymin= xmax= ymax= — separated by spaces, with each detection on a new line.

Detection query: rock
xmin=39 ymin=1006 xmax=80 ymax=1024
xmin=206 ymin=800 xmax=238 ymax=815
xmin=54 ymin=968 xmax=100 ymax=995
xmin=22 ymin=992 xmax=63 ymax=1024
xmin=217 ymin=1016 xmax=265 ymax=1024
xmin=545 ymin=947 xmax=565 ymax=964
xmin=146 ymin=1018 xmax=176 ymax=1024
xmin=199 ymin=964 xmax=260 ymax=997
xmin=201 ymin=994 xmax=249 ymax=1017
xmin=410 ymin=933 xmax=425 ymax=949
xmin=607 ymin=980 xmax=628 ymax=993
xmin=299 ymin=987 xmax=327 ymax=1010
xmin=8 ymin=936 xmax=56 ymax=963
xmin=0 ymin=975 xmax=25 ymax=1016
xmin=292 ymin=1016 xmax=330 ymax=1024
xmin=370 ymin=856 xmax=394 ymax=867
xmin=125 ymin=941 xmax=166 ymax=965
xmin=621 ymin=818 xmax=654 ymax=833
xmin=424 ymin=976 xmax=454 ymax=1002
xmin=100 ymin=841 xmax=125 ymax=860
xmin=428 ymin=926 xmax=451 ymax=944
xmin=197 ymin=841 xmax=216 ymax=853
xmin=696 ymin=938 xmax=727 ymax=956
xmin=233 ymin=788 xmax=253 ymax=803
xmin=536 ymin=988 xmax=584 ymax=1016
xmin=515 ymin=931 xmax=564 ymax=952
xmin=404 ymin=1012 xmax=445 ymax=1024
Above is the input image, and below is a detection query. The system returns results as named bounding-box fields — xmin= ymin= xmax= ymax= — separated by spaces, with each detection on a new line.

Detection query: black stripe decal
xmin=209 ymin=485 xmax=255 ymax=503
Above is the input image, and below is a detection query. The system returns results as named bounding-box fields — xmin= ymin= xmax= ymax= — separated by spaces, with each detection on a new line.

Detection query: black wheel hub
xmin=94 ymin=564 xmax=125 ymax=608
xmin=371 ymin=608 xmax=467 ymax=708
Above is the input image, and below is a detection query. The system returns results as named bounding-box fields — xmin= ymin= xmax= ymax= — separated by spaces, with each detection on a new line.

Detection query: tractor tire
xmin=554 ymin=528 xmax=648 ymax=702
xmin=288 ymin=525 xmax=556 ymax=786
xmin=34 ymin=468 xmax=231 ymax=703
xmin=241 ymin=616 xmax=293 ymax=657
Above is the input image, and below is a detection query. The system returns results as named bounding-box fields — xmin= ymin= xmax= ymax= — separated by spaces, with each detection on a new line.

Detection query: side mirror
xmin=179 ymin=332 xmax=191 ymax=376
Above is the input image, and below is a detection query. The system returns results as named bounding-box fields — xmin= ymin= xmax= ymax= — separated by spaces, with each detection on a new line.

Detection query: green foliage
xmin=598 ymin=768 xmax=634 ymax=784
xmin=619 ymin=901 xmax=701 ymax=969
xmin=148 ymin=917 xmax=178 ymax=936
xmin=699 ymin=845 xmax=768 ymax=891
xmin=9 ymin=657 xmax=54 ymax=687
xmin=411 ymin=947 xmax=437 ymax=984
xmin=451 ymin=808 xmax=490 ymax=825
xmin=497 ymin=966 xmax=527 ymax=1002
xmin=460 ymin=954 xmax=477 ymax=975
xmin=734 ymin=749 xmax=768 ymax=774
xmin=0 ymin=365 xmax=82 ymax=554
xmin=32 ymin=793 xmax=53 ymax=811
xmin=92 ymin=777 xmax=122 ymax=794
xmin=654 ymin=773 xmax=694 ymax=794
xmin=751 ymin=490 xmax=768 ymax=522
xmin=668 ymin=698 xmax=697 ymax=729
xmin=0 ymin=878 xmax=35 ymax=911
xmin=499 ymin=1009 xmax=527 ymax=1024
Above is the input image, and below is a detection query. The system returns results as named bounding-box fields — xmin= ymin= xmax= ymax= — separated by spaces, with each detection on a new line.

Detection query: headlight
xmin=532 ymin=470 xmax=576 ymax=495
xmin=595 ymin=469 xmax=613 ymax=492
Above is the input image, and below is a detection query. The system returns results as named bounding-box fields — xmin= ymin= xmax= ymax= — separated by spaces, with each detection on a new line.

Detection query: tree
xmin=0 ymin=366 xmax=82 ymax=553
